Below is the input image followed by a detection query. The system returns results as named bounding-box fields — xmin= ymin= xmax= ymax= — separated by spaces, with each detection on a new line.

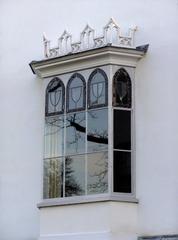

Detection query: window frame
xmin=66 ymin=73 xmax=86 ymax=113
xmin=41 ymin=66 xmax=137 ymax=207
xmin=111 ymin=66 xmax=136 ymax=199
xmin=87 ymin=68 xmax=108 ymax=109
xmin=45 ymin=77 xmax=65 ymax=116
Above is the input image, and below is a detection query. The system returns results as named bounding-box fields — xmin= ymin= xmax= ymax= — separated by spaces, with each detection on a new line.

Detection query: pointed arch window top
xmin=45 ymin=78 xmax=65 ymax=116
xmin=67 ymin=73 xmax=86 ymax=112
xmin=88 ymin=69 xmax=108 ymax=109
xmin=113 ymin=68 xmax=131 ymax=108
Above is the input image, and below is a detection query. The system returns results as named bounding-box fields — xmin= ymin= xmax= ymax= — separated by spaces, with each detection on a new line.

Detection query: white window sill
xmin=37 ymin=194 xmax=138 ymax=208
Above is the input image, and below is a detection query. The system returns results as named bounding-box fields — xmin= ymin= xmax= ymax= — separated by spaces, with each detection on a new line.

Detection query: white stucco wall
xmin=0 ymin=0 xmax=178 ymax=239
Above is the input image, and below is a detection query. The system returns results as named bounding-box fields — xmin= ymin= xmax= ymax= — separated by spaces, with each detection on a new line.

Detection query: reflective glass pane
xmin=114 ymin=110 xmax=131 ymax=150
xmin=68 ymin=77 xmax=85 ymax=111
xmin=87 ymin=109 xmax=108 ymax=152
xmin=43 ymin=158 xmax=63 ymax=199
xmin=66 ymin=112 xmax=86 ymax=155
xmin=113 ymin=151 xmax=131 ymax=193
xmin=87 ymin=151 xmax=108 ymax=194
xmin=65 ymin=155 xmax=85 ymax=197
xmin=90 ymin=72 xmax=106 ymax=107
xmin=47 ymin=79 xmax=64 ymax=115
xmin=113 ymin=69 xmax=131 ymax=108
xmin=44 ymin=116 xmax=64 ymax=158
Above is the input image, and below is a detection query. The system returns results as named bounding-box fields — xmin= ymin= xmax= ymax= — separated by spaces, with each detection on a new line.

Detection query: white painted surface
xmin=0 ymin=0 xmax=178 ymax=239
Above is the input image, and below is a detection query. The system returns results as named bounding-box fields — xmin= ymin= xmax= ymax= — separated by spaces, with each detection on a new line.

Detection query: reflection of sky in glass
xmin=69 ymin=77 xmax=84 ymax=110
xmin=44 ymin=116 xmax=64 ymax=158
xmin=90 ymin=73 xmax=105 ymax=106
xmin=65 ymin=155 xmax=85 ymax=196
xmin=87 ymin=108 xmax=108 ymax=152
xmin=43 ymin=157 xmax=63 ymax=199
xmin=87 ymin=152 xmax=108 ymax=194
xmin=66 ymin=112 xmax=86 ymax=155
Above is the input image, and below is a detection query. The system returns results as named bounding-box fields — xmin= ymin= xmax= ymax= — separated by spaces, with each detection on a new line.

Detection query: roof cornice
xmin=30 ymin=45 xmax=148 ymax=78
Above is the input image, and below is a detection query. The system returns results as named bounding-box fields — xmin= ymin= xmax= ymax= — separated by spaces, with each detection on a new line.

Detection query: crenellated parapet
xmin=43 ymin=18 xmax=137 ymax=58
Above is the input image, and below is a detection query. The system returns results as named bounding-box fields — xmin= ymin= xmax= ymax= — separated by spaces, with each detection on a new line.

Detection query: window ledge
xmin=37 ymin=194 xmax=138 ymax=208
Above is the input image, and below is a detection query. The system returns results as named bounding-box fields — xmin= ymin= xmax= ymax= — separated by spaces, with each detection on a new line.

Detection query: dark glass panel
xmin=65 ymin=155 xmax=85 ymax=197
xmin=114 ymin=110 xmax=131 ymax=150
xmin=46 ymin=78 xmax=64 ymax=116
xmin=43 ymin=158 xmax=63 ymax=199
xmin=113 ymin=68 xmax=131 ymax=108
xmin=67 ymin=74 xmax=86 ymax=112
xmin=87 ymin=152 xmax=108 ymax=195
xmin=87 ymin=108 xmax=108 ymax=152
xmin=113 ymin=151 xmax=131 ymax=193
xmin=44 ymin=116 xmax=64 ymax=158
xmin=66 ymin=112 xmax=85 ymax=155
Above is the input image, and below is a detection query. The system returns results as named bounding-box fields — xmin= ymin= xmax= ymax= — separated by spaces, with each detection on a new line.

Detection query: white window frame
xmin=30 ymin=45 xmax=147 ymax=207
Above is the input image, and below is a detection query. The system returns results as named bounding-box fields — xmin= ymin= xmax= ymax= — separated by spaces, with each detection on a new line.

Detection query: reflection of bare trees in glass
xmin=43 ymin=158 xmax=63 ymax=199
xmin=65 ymin=156 xmax=83 ymax=196
xmin=87 ymin=111 xmax=108 ymax=145
xmin=88 ymin=152 xmax=108 ymax=194
xmin=44 ymin=109 xmax=108 ymax=198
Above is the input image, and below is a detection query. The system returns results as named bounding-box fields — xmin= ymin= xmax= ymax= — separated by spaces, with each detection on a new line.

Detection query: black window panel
xmin=113 ymin=68 xmax=131 ymax=108
xmin=114 ymin=110 xmax=131 ymax=150
xmin=113 ymin=151 xmax=131 ymax=193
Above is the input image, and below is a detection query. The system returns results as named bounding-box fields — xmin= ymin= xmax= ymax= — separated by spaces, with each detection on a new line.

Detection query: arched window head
xmin=88 ymin=69 xmax=108 ymax=109
xmin=45 ymin=77 xmax=65 ymax=116
xmin=113 ymin=68 xmax=131 ymax=108
xmin=67 ymin=73 xmax=86 ymax=112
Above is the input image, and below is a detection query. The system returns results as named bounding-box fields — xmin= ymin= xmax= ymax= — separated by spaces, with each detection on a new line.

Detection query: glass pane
xmin=65 ymin=155 xmax=85 ymax=197
xmin=87 ymin=152 xmax=108 ymax=194
xmin=114 ymin=110 xmax=131 ymax=150
xmin=66 ymin=112 xmax=86 ymax=155
xmin=113 ymin=151 xmax=131 ymax=193
xmin=113 ymin=69 xmax=131 ymax=108
xmin=87 ymin=109 xmax=108 ymax=152
xmin=47 ymin=79 xmax=64 ymax=115
xmin=90 ymin=72 xmax=106 ymax=107
xmin=43 ymin=158 xmax=63 ymax=199
xmin=44 ymin=116 xmax=64 ymax=158
xmin=68 ymin=77 xmax=84 ymax=111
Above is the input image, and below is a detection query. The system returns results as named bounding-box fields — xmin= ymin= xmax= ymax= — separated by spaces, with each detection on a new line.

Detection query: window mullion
xmin=85 ymin=110 xmax=88 ymax=195
xmin=63 ymin=114 xmax=66 ymax=198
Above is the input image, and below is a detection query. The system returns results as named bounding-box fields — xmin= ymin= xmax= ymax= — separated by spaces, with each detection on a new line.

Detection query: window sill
xmin=37 ymin=194 xmax=138 ymax=208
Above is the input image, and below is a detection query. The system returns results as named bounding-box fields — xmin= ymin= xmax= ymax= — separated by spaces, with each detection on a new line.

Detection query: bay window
xmin=30 ymin=44 xmax=147 ymax=205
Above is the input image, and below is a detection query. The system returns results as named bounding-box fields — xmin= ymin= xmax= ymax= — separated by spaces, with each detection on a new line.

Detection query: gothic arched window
xmin=67 ymin=73 xmax=86 ymax=112
xmin=88 ymin=69 xmax=108 ymax=109
xmin=45 ymin=77 xmax=65 ymax=116
xmin=113 ymin=68 xmax=131 ymax=108
xmin=113 ymin=68 xmax=132 ymax=194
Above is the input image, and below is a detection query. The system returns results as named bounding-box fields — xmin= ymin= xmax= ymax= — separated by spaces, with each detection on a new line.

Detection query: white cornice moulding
xmin=30 ymin=45 xmax=147 ymax=78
